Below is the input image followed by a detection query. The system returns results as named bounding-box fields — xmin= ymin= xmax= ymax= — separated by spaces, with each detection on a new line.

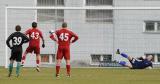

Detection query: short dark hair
xmin=15 ymin=25 xmax=21 ymax=31
xmin=32 ymin=22 xmax=37 ymax=28
xmin=62 ymin=22 xmax=67 ymax=28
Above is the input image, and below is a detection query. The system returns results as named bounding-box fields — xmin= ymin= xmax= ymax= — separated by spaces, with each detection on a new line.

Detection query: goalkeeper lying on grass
xmin=116 ymin=49 xmax=153 ymax=69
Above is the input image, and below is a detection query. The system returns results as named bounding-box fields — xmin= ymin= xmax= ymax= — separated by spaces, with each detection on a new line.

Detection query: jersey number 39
xmin=59 ymin=33 xmax=69 ymax=41
xmin=13 ymin=37 xmax=22 ymax=45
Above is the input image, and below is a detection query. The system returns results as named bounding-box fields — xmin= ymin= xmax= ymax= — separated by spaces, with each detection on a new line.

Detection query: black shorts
xmin=10 ymin=47 xmax=22 ymax=62
xmin=129 ymin=58 xmax=139 ymax=69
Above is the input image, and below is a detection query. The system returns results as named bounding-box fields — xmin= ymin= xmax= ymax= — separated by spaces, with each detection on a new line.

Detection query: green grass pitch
xmin=0 ymin=67 xmax=160 ymax=84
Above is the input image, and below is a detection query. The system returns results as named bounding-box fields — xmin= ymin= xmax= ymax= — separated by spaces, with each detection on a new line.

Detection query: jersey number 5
xmin=31 ymin=32 xmax=39 ymax=39
xmin=59 ymin=33 xmax=69 ymax=41
xmin=13 ymin=37 xmax=22 ymax=45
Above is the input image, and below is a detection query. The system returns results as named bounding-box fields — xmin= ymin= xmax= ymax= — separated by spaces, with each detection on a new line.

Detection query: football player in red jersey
xmin=21 ymin=22 xmax=45 ymax=72
xmin=49 ymin=22 xmax=78 ymax=77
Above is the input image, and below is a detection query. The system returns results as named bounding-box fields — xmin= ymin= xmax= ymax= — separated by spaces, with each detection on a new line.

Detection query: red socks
xmin=66 ymin=65 xmax=70 ymax=75
xmin=36 ymin=60 xmax=40 ymax=65
xmin=56 ymin=64 xmax=71 ymax=75
xmin=56 ymin=65 xmax=60 ymax=75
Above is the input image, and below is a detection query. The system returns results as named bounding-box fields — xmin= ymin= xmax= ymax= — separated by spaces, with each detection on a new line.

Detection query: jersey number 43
xmin=31 ymin=32 xmax=39 ymax=39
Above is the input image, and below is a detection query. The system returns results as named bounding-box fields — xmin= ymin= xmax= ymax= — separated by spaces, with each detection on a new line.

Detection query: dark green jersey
xmin=6 ymin=32 xmax=29 ymax=49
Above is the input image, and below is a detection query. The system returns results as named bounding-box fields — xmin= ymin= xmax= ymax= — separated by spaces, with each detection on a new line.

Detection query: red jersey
xmin=50 ymin=28 xmax=78 ymax=46
xmin=25 ymin=28 xmax=43 ymax=47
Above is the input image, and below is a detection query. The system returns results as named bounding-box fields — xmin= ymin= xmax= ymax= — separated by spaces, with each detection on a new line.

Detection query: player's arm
xmin=71 ymin=31 xmax=79 ymax=43
xmin=40 ymin=31 xmax=45 ymax=48
xmin=42 ymin=37 xmax=45 ymax=47
xmin=6 ymin=33 xmax=13 ymax=49
xmin=24 ymin=29 xmax=30 ymax=35
xmin=49 ymin=30 xmax=58 ymax=43
xmin=50 ymin=34 xmax=58 ymax=42
xmin=22 ymin=33 xmax=30 ymax=43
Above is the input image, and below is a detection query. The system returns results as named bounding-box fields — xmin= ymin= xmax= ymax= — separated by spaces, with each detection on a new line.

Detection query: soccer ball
xmin=49 ymin=30 xmax=54 ymax=34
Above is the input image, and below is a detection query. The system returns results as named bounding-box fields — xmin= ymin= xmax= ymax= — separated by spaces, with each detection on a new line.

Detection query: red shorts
xmin=26 ymin=46 xmax=40 ymax=54
xmin=56 ymin=46 xmax=70 ymax=60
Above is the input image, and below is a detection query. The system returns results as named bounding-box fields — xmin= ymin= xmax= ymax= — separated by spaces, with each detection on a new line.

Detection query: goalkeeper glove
xmin=42 ymin=43 xmax=45 ymax=48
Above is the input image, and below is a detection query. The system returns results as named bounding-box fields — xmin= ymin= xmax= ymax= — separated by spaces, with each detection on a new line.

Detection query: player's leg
xmin=56 ymin=59 xmax=62 ymax=77
xmin=56 ymin=47 xmax=63 ymax=77
xmin=21 ymin=51 xmax=27 ymax=65
xmin=8 ymin=59 xmax=14 ymax=77
xmin=116 ymin=49 xmax=133 ymax=61
xmin=118 ymin=61 xmax=133 ymax=68
xmin=16 ymin=62 xmax=21 ymax=77
xmin=36 ymin=54 xmax=41 ymax=72
xmin=21 ymin=46 xmax=31 ymax=66
xmin=16 ymin=49 xmax=22 ymax=77
xmin=64 ymin=47 xmax=71 ymax=77
xmin=35 ymin=47 xmax=41 ymax=72
xmin=8 ymin=50 xmax=15 ymax=77
xmin=65 ymin=60 xmax=70 ymax=77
